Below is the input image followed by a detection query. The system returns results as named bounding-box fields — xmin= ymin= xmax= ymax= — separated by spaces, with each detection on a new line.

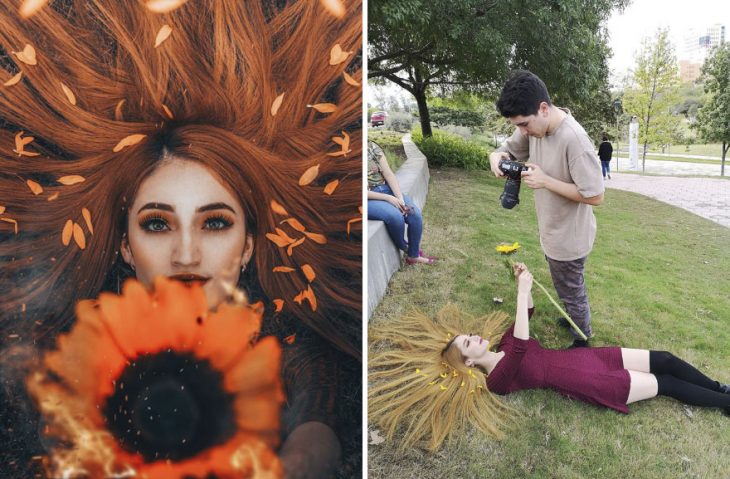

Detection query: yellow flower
xmin=495 ymin=242 xmax=521 ymax=254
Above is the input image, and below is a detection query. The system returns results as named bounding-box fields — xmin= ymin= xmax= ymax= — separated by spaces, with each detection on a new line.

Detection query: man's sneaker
xmin=568 ymin=339 xmax=590 ymax=348
xmin=556 ymin=317 xmax=571 ymax=329
xmin=719 ymin=383 xmax=730 ymax=394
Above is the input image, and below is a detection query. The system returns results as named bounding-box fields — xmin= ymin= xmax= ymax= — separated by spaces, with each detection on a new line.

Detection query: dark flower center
xmin=103 ymin=351 xmax=236 ymax=462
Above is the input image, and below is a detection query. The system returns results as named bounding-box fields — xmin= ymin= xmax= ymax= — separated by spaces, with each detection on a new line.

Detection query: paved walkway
xmin=605 ymin=172 xmax=730 ymax=228
xmin=612 ymin=157 xmax=725 ymax=176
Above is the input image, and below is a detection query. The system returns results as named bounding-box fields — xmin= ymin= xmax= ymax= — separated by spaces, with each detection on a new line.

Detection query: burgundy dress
xmin=487 ymin=325 xmax=632 ymax=413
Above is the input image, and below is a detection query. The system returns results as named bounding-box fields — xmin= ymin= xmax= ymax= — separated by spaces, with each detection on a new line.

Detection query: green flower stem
xmin=506 ymin=258 xmax=587 ymax=341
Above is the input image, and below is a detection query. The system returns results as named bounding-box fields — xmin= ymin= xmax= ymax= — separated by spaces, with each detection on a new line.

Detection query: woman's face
xmin=121 ymin=158 xmax=253 ymax=290
xmin=453 ymin=334 xmax=489 ymax=363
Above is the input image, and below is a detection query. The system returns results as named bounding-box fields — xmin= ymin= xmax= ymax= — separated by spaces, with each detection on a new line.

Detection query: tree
xmin=369 ymin=0 xmax=628 ymax=138
xmin=695 ymin=43 xmax=730 ymax=176
xmin=622 ymin=29 xmax=682 ymax=171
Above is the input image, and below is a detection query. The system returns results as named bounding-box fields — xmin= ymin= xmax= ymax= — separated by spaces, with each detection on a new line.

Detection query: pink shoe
xmin=405 ymin=255 xmax=437 ymax=265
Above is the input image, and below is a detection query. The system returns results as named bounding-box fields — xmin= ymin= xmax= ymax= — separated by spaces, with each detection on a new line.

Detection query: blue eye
xmin=139 ymin=215 xmax=170 ymax=233
xmin=204 ymin=215 xmax=233 ymax=230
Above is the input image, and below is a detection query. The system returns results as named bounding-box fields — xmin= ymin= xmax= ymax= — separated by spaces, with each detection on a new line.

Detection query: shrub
xmin=386 ymin=111 xmax=416 ymax=132
xmin=438 ymin=124 xmax=472 ymax=139
xmin=412 ymin=128 xmax=491 ymax=170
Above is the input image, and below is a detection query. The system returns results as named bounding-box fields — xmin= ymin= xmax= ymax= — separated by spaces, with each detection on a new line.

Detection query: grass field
xmin=368 ymin=168 xmax=730 ymax=479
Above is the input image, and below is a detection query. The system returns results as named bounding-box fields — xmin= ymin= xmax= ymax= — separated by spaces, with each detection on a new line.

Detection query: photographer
xmin=488 ymin=70 xmax=604 ymax=348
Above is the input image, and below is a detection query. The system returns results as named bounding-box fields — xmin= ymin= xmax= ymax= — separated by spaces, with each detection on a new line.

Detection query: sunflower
xmin=495 ymin=242 xmax=521 ymax=254
xmin=27 ymin=277 xmax=284 ymax=479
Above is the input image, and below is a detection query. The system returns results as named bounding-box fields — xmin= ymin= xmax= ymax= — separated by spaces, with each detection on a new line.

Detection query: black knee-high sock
xmin=655 ymin=375 xmax=730 ymax=409
xmin=649 ymin=351 xmax=721 ymax=391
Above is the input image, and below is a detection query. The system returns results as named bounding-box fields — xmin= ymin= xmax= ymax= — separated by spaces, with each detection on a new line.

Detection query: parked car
xmin=370 ymin=111 xmax=387 ymax=127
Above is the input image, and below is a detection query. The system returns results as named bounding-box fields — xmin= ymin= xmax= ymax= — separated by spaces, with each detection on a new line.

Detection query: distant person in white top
xmin=488 ymin=70 xmax=605 ymax=348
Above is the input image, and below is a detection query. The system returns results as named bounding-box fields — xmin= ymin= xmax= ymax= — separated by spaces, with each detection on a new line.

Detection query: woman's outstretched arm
xmin=513 ymin=264 xmax=533 ymax=340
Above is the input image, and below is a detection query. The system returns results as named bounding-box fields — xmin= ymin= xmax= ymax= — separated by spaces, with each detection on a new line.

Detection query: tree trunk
xmin=414 ymin=87 xmax=432 ymax=138
xmin=642 ymin=141 xmax=648 ymax=172
xmin=722 ymin=141 xmax=728 ymax=177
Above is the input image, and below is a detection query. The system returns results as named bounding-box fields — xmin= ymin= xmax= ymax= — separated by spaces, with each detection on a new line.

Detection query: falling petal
xmin=304 ymin=231 xmax=327 ymax=244
xmin=72 ymin=222 xmax=85 ymax=249
xmin=329 ymin=44 xmax=351 ymax=66
xmin=57 ymin=175 xmax=85 ymax=185
xmin=286 ymin=237 xmax=306 ymax=256
xmin=273 ymin=299 xmax=284 ymax=312
xmin=343 ymin=71 xmax=360 ymax=86
xmin=272 ymin=266 xmax=295 ymax=273
xmin=325 ymin=150 xmax=348 ymax=157
xmin=61 ymin=219 xmax=73 ymax=246
xmin=114 ymin=99 xmax=125 ymax=121
xmin=298 ymin=164 xmax=319 ymax=186
xmin=346 ymin=217 xmax=362 ymax=236
xmin=0 ymin=218 xmax=19 ymax=235
xmin=271 ymin=93 xmax=285 ymax=116
xmin=47 ymin=192 xmax=59 ymax=201
xmin=301 ymin=264 xmax=316 ymax=283
xmin=60 ymin=82 xmax=76 ymax=105
xmin=281 ymin=218 xmax=306 ymax=232
xmin=323 ymin=180 xmax=339 ymax=195
xmin=113 ymin=134 xmax=146 ymax=152
xmin=0 ymin=206 xmax=5 ymax=215
xmin=283 ymin=334 xmax=296 ymax=345
xmin=270 ymin=200 xmax=288 ymax=216
xmin=82 ymin=207 xmax=94 ymax=235
xmin=26 ymin=180 xmax=43 ymax=195
xmin=274 ymin=227 xmax=296 ymax=244
xmin=305 ymin=285 xmax=317 ymax=311
xmin=161 ymin=104 xmax=174 ymax=119
xmin=19 ymin=0 xmax=50 ymax=18
xmin=145 ymin=0 xmax=189 ymax=13
xmin=154 ymin=24 xmax=173 ymax=48
xmin=306 ymin=103 xmax=337 ymax=113
xmin=320 ymin=0 xmax=345 ymax=18
xmin=14 ymin=44 xmax=37 ymax=65
xmin=265 ymin=233 xmax=292 ymax=248
xmin=3 ymin=72 xmax=22 ymax=87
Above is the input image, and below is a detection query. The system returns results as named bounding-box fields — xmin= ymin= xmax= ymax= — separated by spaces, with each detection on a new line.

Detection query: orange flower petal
xmin=152 ymin=277 xmax=208 ymax=349
xmin=265 ymin=233 xmax=292 ymax=248
xmin=306 ymin=103 xmax=336 ymax=113
xmin=114 ymin=99 xmax=125 ymax=121
xmin=57 ymin=175 xmax=85 ymax=185
xmin=270 ymin=200 xmax=288 ymax=216
xmin=26 ymin=179 xmax=43 ymax=195
xmin=145 ymin=0 xmax=189 ymax=13
xmin=61 ymin=219 xmax=73 ymax=245
xmin=320 ymin=0 xmax=345 ymax=18
xmin=272 ymin=266 xmax=295 ymax=273
xmin=274 ymin=227 xmax=296 ymax=244
xmin=323 ymin=179 xmax=339 ymax=195
xmin=346 ymin=217 xmax=362 ymax=236
xmin=301 ymin=264 xmax=316 ymax=283
xmin=271 ymin=93 xmax=285 ymax=117
xmin=304 ymin=231 xmax=327 ymax=244
xmin=343 ymin=71 xmax=360 ymax=86
xmin=0 ymin=217 xmax=19 ymax=235
xmin=273 ymin=299 xmax=284 ymax=312
xmin=154 ymin=24 xmax=173 ymax=48
xmin=14 ymin=44 xmax=37 ymax=65
xmin=0 ymin=206 xmax=5 ymax=215
xmin=286 ymin=237 xmax=305 ymax=256
xmin=329 ymin=44 xmax=351 ymax=65
xmin=113 ymin=134 xmax=146 ymax=152
xmin=195 ymin=303 xmax=261 ymax=371
xmin=47 ymin=192 xmax=59 ymax=201
xmin=280 ymin=218 xmax=306 ymax=232
xmin=82 ymin=207 xmax=93 ymax=235
xmin=72 ymin=222 xmax=85 ymax=249
xmin=284 ymin=334 xmax=295 ymax=345
xmin=225 ymin=337 xmax=281 ymax=395
xmin=298 ymin=164 xmax=319 ymax=186
xmin=60 ymin=82 xmax=76 ymax=105
xmin=3 ymin=72 xmax=22 ymax=87
xmin=19 ymin=0 xmax=50 ymax=18
xmin=162 ymin=103 xmax=174 ymax=119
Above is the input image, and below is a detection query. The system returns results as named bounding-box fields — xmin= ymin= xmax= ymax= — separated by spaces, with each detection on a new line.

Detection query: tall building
xmin=679 ymin=23 xmax=726 ymax=82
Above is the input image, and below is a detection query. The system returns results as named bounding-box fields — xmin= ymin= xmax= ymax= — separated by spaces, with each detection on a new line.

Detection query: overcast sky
xmin=607 ymin=0 xmax=730 ymax=83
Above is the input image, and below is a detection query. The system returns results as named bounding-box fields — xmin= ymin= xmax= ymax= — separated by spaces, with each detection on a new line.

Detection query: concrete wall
xmin=367 ymin=134 xmax=430 ymax=318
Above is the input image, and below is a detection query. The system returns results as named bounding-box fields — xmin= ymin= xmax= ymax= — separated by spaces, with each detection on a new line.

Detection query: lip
xmin=169 ymin=273 xmax=211 ymax=286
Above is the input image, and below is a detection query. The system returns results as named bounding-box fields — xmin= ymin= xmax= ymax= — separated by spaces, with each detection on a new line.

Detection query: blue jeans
xmin=601 ymin=161 xmax=610 ymax=178
xmin=368 ymin=184 xmax=422 ymax=258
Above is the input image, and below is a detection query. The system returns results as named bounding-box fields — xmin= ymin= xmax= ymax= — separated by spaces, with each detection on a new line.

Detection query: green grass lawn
xmin=368 ymin=168 xmax=730 ymax=479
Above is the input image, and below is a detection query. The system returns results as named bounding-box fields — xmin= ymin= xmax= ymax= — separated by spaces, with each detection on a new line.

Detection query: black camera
xmin=498 ymin=156 xmax=529 ymax=209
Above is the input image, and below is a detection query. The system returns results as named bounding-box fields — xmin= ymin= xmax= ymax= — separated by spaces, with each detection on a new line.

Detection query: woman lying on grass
xmin=369 ymin=263 xmax=729 ymax=451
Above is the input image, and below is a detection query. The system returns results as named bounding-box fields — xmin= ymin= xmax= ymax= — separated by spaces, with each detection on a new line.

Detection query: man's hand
xmin=521 ymin=163 xmax=551 ymax=189
xmin=489 ymin=151 xmax=510 ymax=177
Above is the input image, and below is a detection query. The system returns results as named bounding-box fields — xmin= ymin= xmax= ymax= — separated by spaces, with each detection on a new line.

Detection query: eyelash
xmin=139 ymin=214 xmax=170 ymax=233
xmin=137 ymin=213 xmax=234 ymax=233
xmin=203 ymin=214 xmax=234 ymax=231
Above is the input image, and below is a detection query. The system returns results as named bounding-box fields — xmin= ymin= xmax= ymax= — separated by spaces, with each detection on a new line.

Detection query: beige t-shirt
xmin=496 ymin=112 xmax=604 ymax=261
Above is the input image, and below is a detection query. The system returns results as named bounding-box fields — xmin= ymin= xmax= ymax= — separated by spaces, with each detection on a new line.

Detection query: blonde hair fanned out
xmin=369 ymin=305 xmax=515 ymax=451
xmin=0 ymin=0 xmax=362 ymax=357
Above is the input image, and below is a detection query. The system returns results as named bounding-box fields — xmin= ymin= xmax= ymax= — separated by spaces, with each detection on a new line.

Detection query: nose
xmin=171 ymin=230 xmax=202 ymax=268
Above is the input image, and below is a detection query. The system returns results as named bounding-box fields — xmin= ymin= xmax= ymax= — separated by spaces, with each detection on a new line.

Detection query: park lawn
xmin=368 ymin=168 xmax=730 ymax=479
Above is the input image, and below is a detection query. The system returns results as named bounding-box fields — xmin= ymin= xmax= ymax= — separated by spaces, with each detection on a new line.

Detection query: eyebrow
xmin=137 ymin=202 xmax=236 ymax=214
